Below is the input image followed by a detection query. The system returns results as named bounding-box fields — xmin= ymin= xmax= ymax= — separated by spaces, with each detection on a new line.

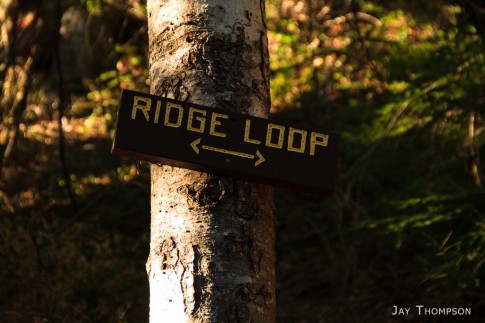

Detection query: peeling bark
xmin=146 ymin=1 xmax=275 ymax=322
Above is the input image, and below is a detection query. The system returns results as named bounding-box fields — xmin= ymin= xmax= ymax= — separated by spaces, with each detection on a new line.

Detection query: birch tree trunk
xmin=145 ymin=1 xmax=276 ymax=322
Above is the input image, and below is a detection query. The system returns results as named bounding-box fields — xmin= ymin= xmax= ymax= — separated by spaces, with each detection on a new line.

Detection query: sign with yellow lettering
xmin=112 ymin=89 xmax=339 ymax=195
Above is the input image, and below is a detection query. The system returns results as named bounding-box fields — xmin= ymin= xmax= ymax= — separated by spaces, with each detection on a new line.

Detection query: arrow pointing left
xmin=190 ymin=138 xmax=201 ymax=154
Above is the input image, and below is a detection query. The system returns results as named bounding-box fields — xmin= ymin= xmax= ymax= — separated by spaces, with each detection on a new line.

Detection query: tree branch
xmin=54 ymin=0 xmax=77 ymax=212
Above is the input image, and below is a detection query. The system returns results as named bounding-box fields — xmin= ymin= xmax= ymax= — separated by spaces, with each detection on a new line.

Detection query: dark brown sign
xmin=112 ymin=89 xmax=339 ymax=195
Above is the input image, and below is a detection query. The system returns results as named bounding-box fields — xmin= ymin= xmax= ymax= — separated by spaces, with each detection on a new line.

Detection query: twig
xmin=0 ymin=1 xmax=20 ymax=94
xmin=0 ymin=1 xmax=21 ymax=169
xmin=54 ymin=0 xmax=77 ymax=212
xmin=0 ymin=189 xmax=15 ymax=213
xmin=46 ymin=187 xmax=112 ymax=239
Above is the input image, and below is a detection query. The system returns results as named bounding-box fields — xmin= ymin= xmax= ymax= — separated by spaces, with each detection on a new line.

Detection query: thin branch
xmin=0 ymin=189 xmax=15 ymax=213
xmin=349 ymin=5 xmax=386 ymax=85
xmin=0 ymin=1 xmax=21 ymax=169
xmin=54 ymin=0 xmax=77 ymax=212
xmin=2 ymin=57 xmax=33 ymax=167
xmin=0 ymin=0 xmax=20 ymax=93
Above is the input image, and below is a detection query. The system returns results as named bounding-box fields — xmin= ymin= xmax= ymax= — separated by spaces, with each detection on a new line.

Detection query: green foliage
xmin=270 ymin=0 xmax=484 ymax=321
xmin=363 ymin=191 xmax=485 ymax=287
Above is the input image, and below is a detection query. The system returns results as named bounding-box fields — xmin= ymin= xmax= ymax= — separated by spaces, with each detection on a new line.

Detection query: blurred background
xmin=0 ymin=0 xmax=484 ymax=322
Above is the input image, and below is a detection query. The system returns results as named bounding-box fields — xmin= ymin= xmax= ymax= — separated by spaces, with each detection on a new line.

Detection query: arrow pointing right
xmin=255 ymin=150 xmax=265 ymax=166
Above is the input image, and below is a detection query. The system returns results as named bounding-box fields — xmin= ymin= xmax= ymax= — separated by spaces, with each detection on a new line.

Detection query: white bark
xmin=146 ymin=1 xmax=275 ymax=322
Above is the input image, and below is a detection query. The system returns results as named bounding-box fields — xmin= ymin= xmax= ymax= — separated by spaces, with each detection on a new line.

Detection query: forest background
xmin=1 ymin=0 xmax=484 ymax=322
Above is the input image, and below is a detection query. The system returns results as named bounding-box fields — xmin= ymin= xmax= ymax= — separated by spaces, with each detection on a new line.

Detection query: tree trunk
xmin=145 ymin=0 xmax=276 ymax=322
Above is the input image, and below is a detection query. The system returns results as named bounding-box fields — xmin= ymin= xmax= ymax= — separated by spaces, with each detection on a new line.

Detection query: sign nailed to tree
xmin=112 ymin=89 xmax=339 ymax=195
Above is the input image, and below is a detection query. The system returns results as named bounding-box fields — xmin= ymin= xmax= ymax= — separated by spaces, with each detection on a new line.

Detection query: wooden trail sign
xmin=112 ymin=89 xmax=339 ymax=195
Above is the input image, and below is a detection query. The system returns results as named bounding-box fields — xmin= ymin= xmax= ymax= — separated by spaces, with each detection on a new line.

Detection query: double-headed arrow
xmin=190 ymin=138 xmax=265 ymax=166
